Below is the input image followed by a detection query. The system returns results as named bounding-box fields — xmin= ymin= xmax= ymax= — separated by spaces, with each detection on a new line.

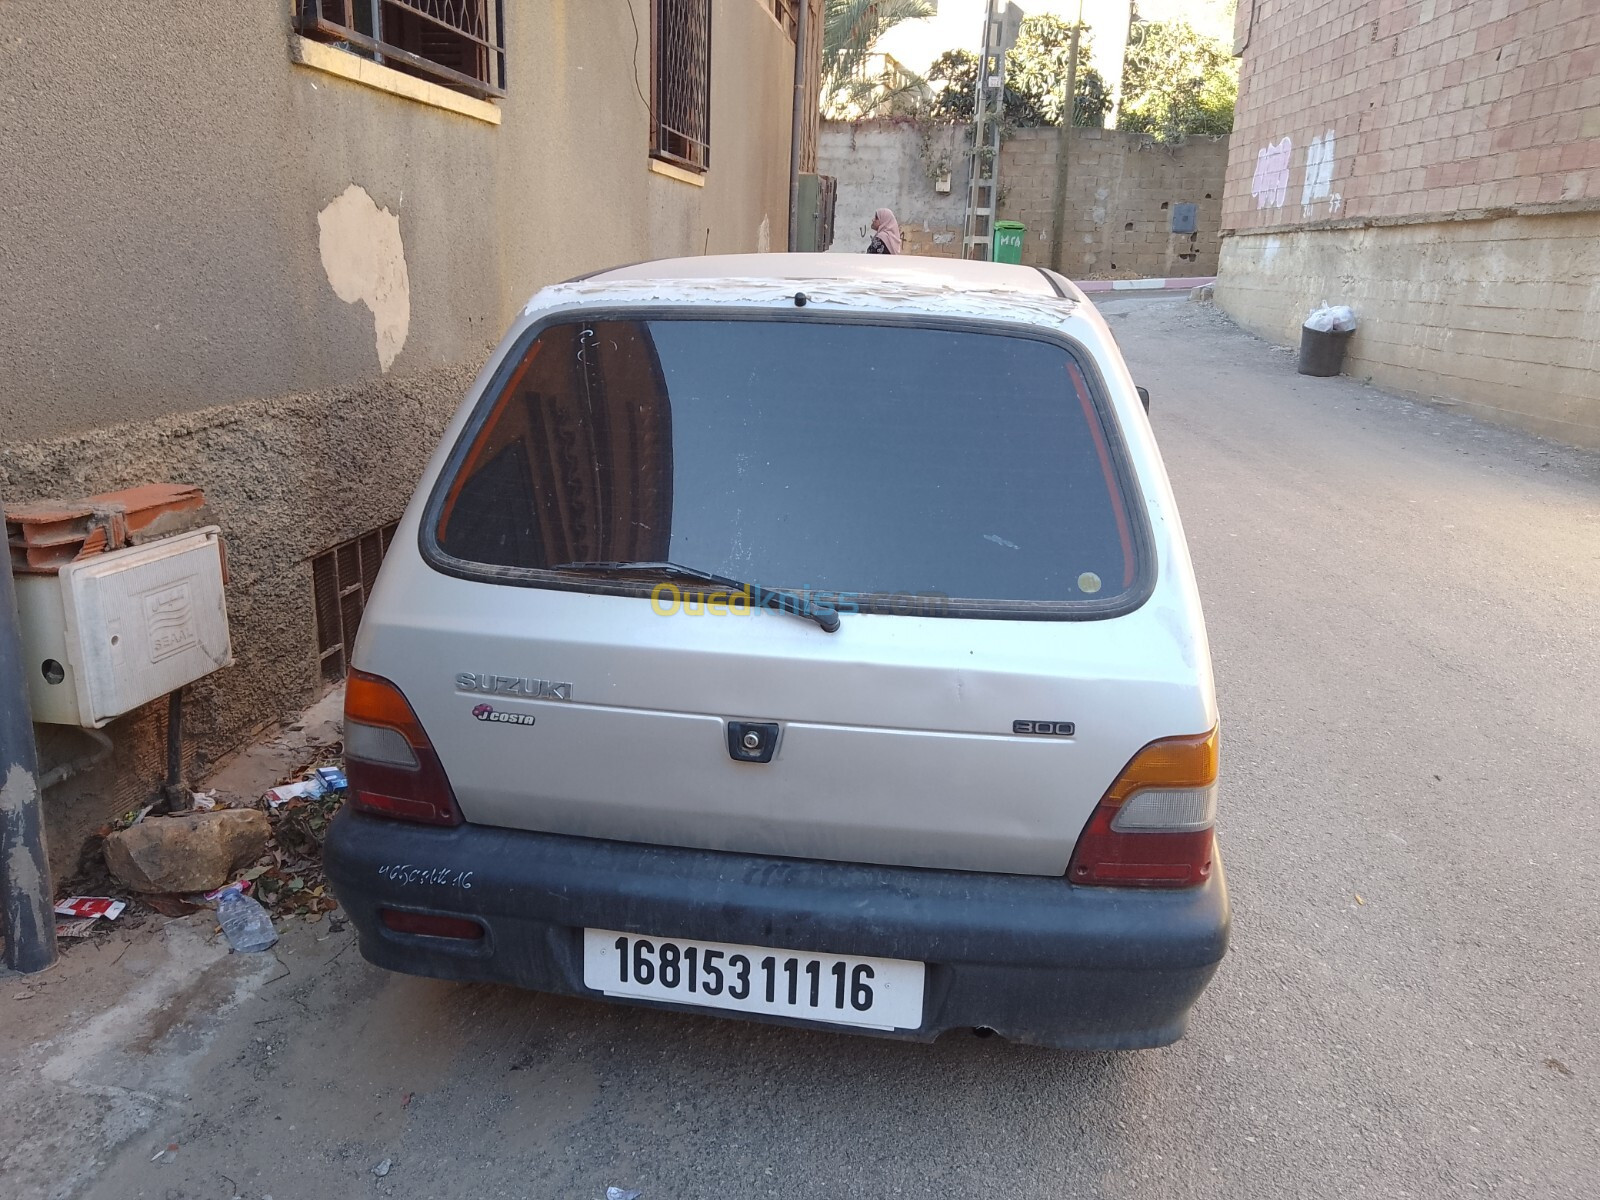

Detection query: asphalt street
xmin=10 ymin=295 xmax=1599 ymax=1200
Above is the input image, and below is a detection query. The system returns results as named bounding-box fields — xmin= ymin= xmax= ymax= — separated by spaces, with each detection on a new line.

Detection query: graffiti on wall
xmin=1302 ymin=130 xmax=1342 ymax=216
xmin=1251 ymin=137 xmax=1293 ymax=210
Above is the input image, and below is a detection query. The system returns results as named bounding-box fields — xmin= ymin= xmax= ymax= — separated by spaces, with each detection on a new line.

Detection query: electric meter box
xmin=15 ymin=527 xmax=233 ymax=728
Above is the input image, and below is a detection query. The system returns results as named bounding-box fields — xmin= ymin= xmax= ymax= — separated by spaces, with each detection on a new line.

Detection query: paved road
xmin=17 ymin=298 xmax=1600 ymax=1200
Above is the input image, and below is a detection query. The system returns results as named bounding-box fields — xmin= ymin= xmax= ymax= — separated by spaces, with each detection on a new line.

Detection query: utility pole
xmin=787 ymin=0 xmax=812 ymax=252
xmin=0 ymin=486 xmax=57 ymax=974
xmin=1048 ymin=0 xmax=1085 ymax=274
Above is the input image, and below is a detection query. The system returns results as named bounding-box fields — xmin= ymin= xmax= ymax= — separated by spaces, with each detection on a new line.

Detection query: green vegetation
xmin=1117 ymin=18 xmax=1238 ymax=141
xmin=925 ymin=15 xmax=1110 ymax=129
xmin=821 ymin=0 xmax=936 ymax=120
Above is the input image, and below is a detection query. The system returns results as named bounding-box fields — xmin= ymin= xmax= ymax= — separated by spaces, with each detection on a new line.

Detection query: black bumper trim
xmin=324 ymin=810 xmax=1229 ymax=1050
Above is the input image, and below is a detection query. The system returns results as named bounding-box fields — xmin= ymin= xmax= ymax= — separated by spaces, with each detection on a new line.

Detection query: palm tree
xmin=821 ymin=0 xmax=936 ymax=119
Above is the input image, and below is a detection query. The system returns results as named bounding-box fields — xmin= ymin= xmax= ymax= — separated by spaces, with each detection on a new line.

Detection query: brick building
xmin=1216 ymin=0 xmax=1600 ymax=447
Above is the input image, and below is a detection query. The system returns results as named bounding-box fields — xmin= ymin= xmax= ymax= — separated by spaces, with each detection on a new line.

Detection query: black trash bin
xmin=1297 ymin=326 xmax=1354 ymax=377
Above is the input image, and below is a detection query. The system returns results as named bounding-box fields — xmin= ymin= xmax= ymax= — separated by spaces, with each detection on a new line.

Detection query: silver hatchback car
xmin=325 ymin=254 xmax=1228 ymax=1049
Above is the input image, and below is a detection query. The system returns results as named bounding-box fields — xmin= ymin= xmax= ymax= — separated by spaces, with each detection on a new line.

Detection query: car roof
xmin=586 ymin=252 xmax=1078 ymax=299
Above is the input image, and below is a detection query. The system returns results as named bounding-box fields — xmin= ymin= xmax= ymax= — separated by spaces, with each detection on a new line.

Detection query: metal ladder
xmin=961 ymin=1 xmax=1023 ymax=261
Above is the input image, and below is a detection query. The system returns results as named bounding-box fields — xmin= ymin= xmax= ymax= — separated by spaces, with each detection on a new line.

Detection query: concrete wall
xmin=1218 ymin=0 xmax=1600 ymax=446
xmin=1000 ymin=129 xmax=1228 ymax=278
xmin=0 ymin=0 xmax=807 ymax=878
xmin=2 ymin=1 xmax=797 ymax=441
xmin=824 ymin=124 xmax=970 ymax=256
xmin=1218 ymin=212 xmax=1600 ymax=446
xmin=819 ymin=121 xmax=1228 ymax=277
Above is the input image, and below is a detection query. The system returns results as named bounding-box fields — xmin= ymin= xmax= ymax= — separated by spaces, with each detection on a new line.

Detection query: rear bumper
xmin=323 ymin=810 xmax=1230 ymax=1050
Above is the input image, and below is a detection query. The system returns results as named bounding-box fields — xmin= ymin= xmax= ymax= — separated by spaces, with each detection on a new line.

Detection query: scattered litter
xmin=55 ymin=896 xmax=127 ymax=921
xmin=267 ymin=779 xmax=325 ymax=807
xmin=606 ymin=1189 xmax=643 ymax=1200
xmin=216 ymin=884 xmax=278 ymax=953
xmin=267 ymin=767 xmax=348 ymax=809
xmin=1354 ymin=893 xmax=1366 ymax=906
xmin=53 ymin=896 xmax=127 ymax=937
xmin=129 ymin=804 xmax=155 ymax=826
xmin=983 ymin=533 xmax=1020 ymax=550
xmin=1303 ymin=304 xmax=1356 ymax=333
xmin=145 ymin=894 xmax=202 ymax=918
xmin=1545 ymin=1057 xmax=1574 ymax=1078
xmin=401 ymin=1092 xmax=413 ymax=1108
xmin=152 ymin=1143 xmax=179 ymax=1164
xmin=191 ymin=790 xmax=218 ymax=811
xmin=205 ymin=878 xmax=254 ymax=902
xmin=372 ymin=1158 xmax=393 ymax=1178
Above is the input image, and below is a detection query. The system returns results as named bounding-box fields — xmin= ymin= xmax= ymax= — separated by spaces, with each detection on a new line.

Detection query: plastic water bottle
xmin=216 ymin=885 xmax=278 ymax=953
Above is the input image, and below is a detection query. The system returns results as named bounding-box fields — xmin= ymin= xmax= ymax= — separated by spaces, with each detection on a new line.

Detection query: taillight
xmin=1068 ymin=727 xmax=1218 ymax=888
xmin=380 ymin=909 xmax=484 ymax=940
xmin=344 ymin=669 xmax=463 ymax=826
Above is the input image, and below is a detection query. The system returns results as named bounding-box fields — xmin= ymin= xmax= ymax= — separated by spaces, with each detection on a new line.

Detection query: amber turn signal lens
xmin=1068 ymin=727 xmax=1219 ymax=889
xmin=344 ymin=669 xmax=464 ymax=827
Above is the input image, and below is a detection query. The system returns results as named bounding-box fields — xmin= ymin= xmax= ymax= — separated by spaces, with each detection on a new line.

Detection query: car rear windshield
xmin=429 ymin=316 xmax=1146 ymax=616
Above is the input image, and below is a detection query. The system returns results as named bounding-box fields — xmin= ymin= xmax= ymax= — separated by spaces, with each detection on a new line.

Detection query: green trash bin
xmin=992 ymin=221 xmax=1026 ymax=264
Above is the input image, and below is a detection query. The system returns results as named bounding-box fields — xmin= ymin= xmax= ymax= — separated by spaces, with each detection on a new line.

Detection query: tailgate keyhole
xmin=727 ymin=722 xmax=779 ymax=764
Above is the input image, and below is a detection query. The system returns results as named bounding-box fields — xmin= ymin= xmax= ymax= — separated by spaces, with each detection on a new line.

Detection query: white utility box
xmin=15 ymin=527 xmax=233 ymax=728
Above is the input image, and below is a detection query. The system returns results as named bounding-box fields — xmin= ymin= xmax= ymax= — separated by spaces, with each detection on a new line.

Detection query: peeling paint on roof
xmin=523 ymin=275 xmax=1083 ymax=332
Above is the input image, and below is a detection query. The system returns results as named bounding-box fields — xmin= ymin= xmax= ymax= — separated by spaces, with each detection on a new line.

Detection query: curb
xmin=1072 ymin=276 xmax=1216 ymax=294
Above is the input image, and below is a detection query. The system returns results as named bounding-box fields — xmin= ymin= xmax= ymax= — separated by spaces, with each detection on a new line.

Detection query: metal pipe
xmin=0 ymin=488 xmax=57 ymax=974
xmin=163 ymin=688 xmax=188 ymax=811
xmin=787 ymin=0 xmax=810 ymax=252
xmin=37 ymin=727 xmax=114 ymax=793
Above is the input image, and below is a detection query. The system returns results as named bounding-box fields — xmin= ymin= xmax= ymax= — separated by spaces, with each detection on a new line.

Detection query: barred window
xmin=312 ymin=523 xmax=397 ymax=682
xmin=652 ymin=0 xmax=713 ymax=172
xmin=296 ymin=1 xmax=507 ymax=99
xmin=766 ymin=0 xmax=799 ymax=39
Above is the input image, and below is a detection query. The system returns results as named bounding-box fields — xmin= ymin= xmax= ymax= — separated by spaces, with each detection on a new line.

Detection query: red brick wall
xmin=1223 ymin=0 xmax=1600 ymax=230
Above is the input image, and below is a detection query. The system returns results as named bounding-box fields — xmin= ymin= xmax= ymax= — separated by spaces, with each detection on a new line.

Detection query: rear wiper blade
xmin=550 ymin=561 xmax=841 ymax=633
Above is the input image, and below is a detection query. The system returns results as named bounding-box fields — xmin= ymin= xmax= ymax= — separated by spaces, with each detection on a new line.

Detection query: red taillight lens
xmin=344 ymin=669 xmax=463 ymax=826
xmin=380 ymin=909 xmax=485 ymax=940
xmin=1068 ymin=728 xmax=1218 ymax=889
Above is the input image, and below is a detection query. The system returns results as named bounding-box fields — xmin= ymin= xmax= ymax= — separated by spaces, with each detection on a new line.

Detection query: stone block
xmin=105 ymin=809 xmax=272 ymax=894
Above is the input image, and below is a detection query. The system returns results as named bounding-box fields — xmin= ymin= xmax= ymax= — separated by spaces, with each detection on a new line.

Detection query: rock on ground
xmin=104 ymin=808 xmax=270 ymax=893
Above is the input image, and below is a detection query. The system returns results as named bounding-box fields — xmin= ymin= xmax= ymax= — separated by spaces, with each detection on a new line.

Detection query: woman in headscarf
xmin=866 ymin=208 xmax=902 ymax=255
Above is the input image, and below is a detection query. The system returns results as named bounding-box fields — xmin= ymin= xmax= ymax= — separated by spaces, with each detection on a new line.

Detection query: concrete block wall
xmin=1218 ymin=212 xmax=1600 ymax=448
xmin=999 ymin=128 xmax=1228 ymax=277
xmin=1217 ymin=0 xmax=1600 ymax=448
xmin=1225 ymin=0 xmax=1600 ymax=232
xmin=819 ymin=121 xmax=1228 ymax=277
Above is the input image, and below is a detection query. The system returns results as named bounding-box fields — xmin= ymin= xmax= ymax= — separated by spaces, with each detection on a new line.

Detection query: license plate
xmin=582 ymin=928 xmax=925 ymax=1031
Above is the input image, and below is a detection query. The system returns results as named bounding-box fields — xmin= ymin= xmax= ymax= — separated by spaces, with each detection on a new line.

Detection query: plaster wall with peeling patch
xmin=1217 ymin=0 xmax=1600 ymax=447
xmin=0 ymin=0 xmax=812 ymax=877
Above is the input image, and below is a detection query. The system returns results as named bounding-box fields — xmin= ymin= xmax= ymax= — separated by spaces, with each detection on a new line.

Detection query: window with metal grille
xmin=312 ymin=523 xmax=397 ymax=683
xmin=766 ymin=0 xmax=799 ymax=39
xmin=652 ymin=0 xmax=713 ymax=172
xmin=295 ymin=1 xmax=507 ymax=99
